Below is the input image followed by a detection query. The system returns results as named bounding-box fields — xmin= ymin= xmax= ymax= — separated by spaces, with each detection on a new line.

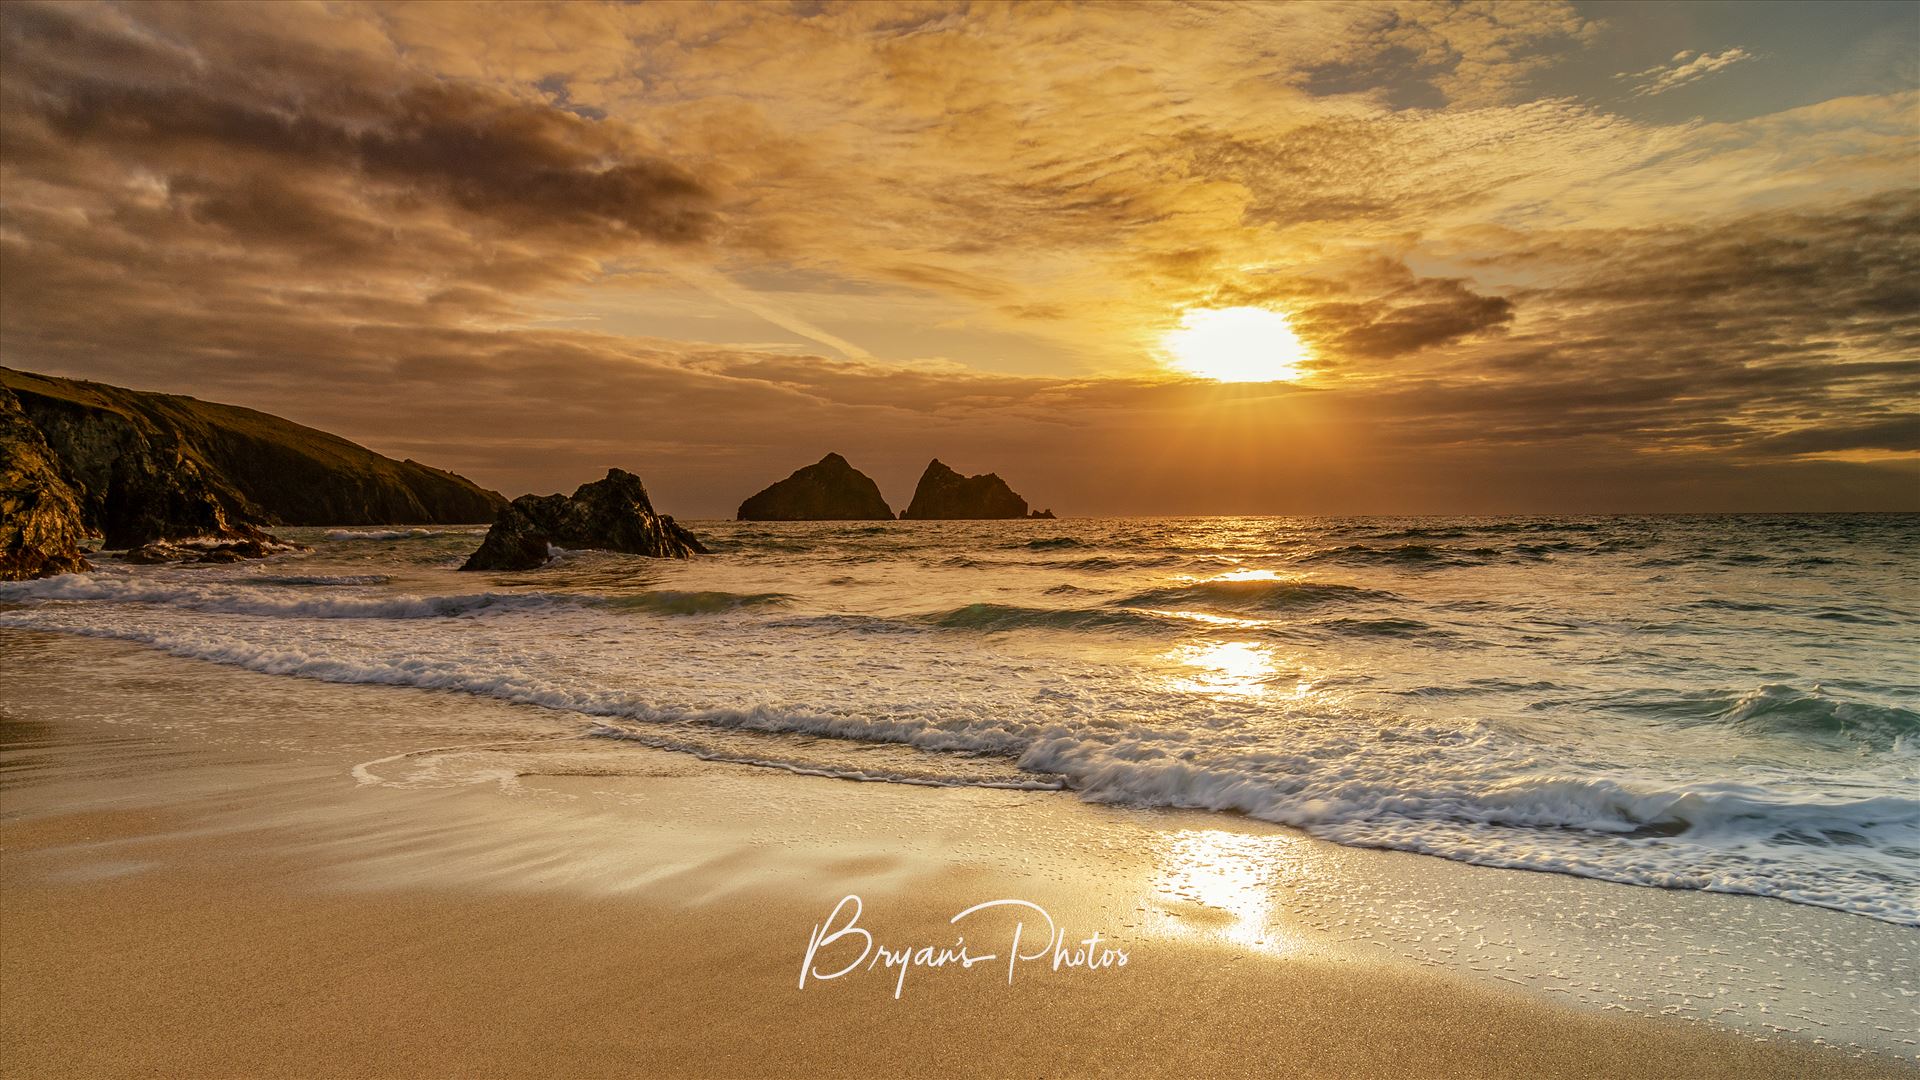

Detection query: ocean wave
xmin=1316 ymin=616 xmax=1452 ymax=641
xmin=1054 ymin=749 xmax=1918 ymax=842
xmin=925 ymin=602 xmax=1169 ymax=633
xmin=1690 ymin=598 xmax=1780 ymax=612
xmin=0 ymin=573 xmax=564 ymax=620
xmin=603 ymin=590 xmax=793 ymax=616
xmin=1118 ymin=577 xmax=1393 ymax=612
xmin=6 ymin=511 xmax=1916 ymax=926
xmin=1031 ymin=742 xmax=1920 ymax=922
xmin=323 ymin=528 xmax=438 ymax=541
xmin=7 ymin=607 xmax=1915 ymax=924
xmin=241 ymin=574 xmax=395 ymax=587
xmin=1297 ymin=543 xmax=1498 ymax=568
xmin=1352 ymin=526 xmax=1471 ymax=541
xmin=1062 ymin=555 xmax=1161 ymax=571
xmin=1716 ymin=685 xmax=1920 ymax=750
xmin=1600 ymin=684 xmax=1919 ymax=752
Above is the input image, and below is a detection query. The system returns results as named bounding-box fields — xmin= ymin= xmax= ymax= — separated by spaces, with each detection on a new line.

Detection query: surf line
xmin=350 ymin=733 xmax=590 ymax=787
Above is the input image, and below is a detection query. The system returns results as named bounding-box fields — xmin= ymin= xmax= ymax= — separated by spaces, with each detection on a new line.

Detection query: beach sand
xmin=2 ymin=630 xmax=1914 ymax=1079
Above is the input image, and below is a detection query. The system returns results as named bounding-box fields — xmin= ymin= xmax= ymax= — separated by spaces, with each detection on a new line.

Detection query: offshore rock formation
xmin=737 ymin=453 xmax=894 ymax=521
xmin=901 ymin=459 xmax=1046 ymax=520
xmin=2 ymin=368 xmax=506 ymax=551
xmin=461 ymin=468 xmax=706 ymax=571
xmin=0 ymin=387 xmax=91 ymax=580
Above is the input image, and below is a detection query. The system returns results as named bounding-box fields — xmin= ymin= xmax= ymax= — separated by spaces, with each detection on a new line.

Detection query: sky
xmin=1 ymin=0 xmax=1915 ymax=516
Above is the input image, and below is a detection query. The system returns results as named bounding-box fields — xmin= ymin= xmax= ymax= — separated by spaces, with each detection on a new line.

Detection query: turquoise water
xmin=4 ymin=514 xmax=1916 ymax=922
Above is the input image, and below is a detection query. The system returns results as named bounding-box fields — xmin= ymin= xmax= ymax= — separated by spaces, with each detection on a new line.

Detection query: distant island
xmin=902 ymin=459 xmax=1054 ymax=520
xmin=738 ymin=453 xmax=1056 ymax=521
xmin=738 ymin=453 xmax=894 ymax=521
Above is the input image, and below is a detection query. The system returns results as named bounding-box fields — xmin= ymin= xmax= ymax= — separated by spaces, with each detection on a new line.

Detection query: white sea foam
xmin=4 ymin=514 xmax=1917 ymax=923
xmin=0 ymin=573 xmax=565 ymax=620
xmin=323 ymin=528 xmax=438 ymax=541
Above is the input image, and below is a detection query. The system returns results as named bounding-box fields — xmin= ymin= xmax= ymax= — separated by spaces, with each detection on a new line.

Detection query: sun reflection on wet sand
xmin=1146 ymin=829 xmax=1311 ymax=953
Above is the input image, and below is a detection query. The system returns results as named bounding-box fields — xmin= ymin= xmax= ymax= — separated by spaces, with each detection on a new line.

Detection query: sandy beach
xmin=2 ymin=629 xmax=1913 ymax=1079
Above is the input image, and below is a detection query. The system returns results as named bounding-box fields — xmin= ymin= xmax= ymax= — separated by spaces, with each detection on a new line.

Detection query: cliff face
xmin=737 ymin=453 xmax=894 ymax=521
xmin=1 ymin=368 xmax=507 ymax=549
xmin=0 ymin=388 xmax=92 ymax=580
xmin=462 ymin=468 xmax=706 ymax=571
xmin=901 ymin=459 xmax=1043 ymax=520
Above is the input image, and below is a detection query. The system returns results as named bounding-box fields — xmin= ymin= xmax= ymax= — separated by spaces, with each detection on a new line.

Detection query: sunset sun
xmin=1163 ymin=307 xmax=1311 ymax=383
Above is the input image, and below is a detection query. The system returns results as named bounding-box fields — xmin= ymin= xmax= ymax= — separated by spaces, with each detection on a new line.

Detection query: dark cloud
xmin=1203 ymin=258 xmax=1516 ymax=361
xmin=1748 ymin=416 xmax=1920 ymax=455
xmin=1 ymin=2 xmax=711 ymax=255
xmin=1303 ymin=277 xmax=1515 ymax=360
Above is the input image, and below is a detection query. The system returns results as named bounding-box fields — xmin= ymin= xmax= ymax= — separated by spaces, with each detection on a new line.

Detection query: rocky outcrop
xmin=2 ymin=368 xmax=506 ymax=548
xmin=737 ymin=453 xmax=894 ymax=521
xmin=123 ymin=536 xmax=300 ymax=565
xmin=900 ymin=459 xmax=1044 ymax=520
xmin=1 ymin=387 xmax=92 ymax=580
xmin=461 ymin=468 xmax=706 ymax=571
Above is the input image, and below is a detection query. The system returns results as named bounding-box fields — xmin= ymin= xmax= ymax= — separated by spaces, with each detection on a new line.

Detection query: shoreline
xmin=3 ymin=629 xmax=1915 ymax=1078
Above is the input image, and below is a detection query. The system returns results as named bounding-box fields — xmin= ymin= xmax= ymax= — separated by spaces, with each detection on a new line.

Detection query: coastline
xmin=2 ymin=629 xmax=1914 ymax=1079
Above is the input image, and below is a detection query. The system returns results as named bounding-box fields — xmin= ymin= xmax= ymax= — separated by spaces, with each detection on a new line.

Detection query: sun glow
xmin=1162 ymin=306 xmax=1310 ymax=383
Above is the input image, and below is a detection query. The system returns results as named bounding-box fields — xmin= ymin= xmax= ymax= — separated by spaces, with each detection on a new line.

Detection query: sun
xmin=1162 ymin=306 xmax=1311 ymax=382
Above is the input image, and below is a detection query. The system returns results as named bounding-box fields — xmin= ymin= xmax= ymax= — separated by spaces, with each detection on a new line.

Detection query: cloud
xmin=0 ymin=0 xmax=712 ymax=326
xmin=0 ymin=1 xmax=1912 ymax=512
xmin=1617 ymin=47 xmax=1755 ymax=96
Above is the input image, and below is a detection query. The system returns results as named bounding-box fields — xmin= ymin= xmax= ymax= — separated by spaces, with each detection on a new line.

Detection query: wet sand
xmin=2 ymin=630 xmax=1914 ymax=1079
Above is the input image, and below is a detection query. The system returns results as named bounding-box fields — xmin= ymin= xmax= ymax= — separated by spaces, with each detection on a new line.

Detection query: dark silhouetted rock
xmin=901 ymin=459 xmax=1039 ymax=520
xmin=1030 ymin=508 xmax=1057 ymax=519
xmin=1 ymin=387 xmax=91 ymax=580
xmin=737 ymin=453 xmax=893 ymax=521
xmin=462 ymin=468 xmax=707 ymax=571
xmin=2 ymin=368 xmax=506 ymax=547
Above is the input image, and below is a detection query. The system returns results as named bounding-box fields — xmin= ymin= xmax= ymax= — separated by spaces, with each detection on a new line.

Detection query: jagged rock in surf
xmin=462 ymin=468 xmax=706 ymax=571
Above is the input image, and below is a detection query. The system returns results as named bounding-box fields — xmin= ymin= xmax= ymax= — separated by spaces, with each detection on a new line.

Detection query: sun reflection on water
xmin=1209 ymin=567 xmax=1283 ymax=582
xmin=1169 ymin=640 xmax=1278 ymax=696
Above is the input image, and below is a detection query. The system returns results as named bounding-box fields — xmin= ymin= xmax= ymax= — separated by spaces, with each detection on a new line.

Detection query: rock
xmin=900 ymin=459 xmax=1038 ymax=520
xmin=123 ymin=536 xmax=299 ymax=566
xmin=737 ymin=453 xmax=894 ymax=521
xmin=0 ymin=387 xmax=92 ymax=580
xmin=462 ymin=468 xmax=706 ymax=571
xmin=2 ymin=367 xmax=506 ymax=542
xmin=123 ymin=542 xmax=184 ymax=565
xmin=1030 ymin=508 xmax=1057 ymax=520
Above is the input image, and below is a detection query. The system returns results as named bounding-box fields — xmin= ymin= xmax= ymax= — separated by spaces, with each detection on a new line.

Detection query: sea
xmin=3 ymin=514 xmax=1915 ymax=925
